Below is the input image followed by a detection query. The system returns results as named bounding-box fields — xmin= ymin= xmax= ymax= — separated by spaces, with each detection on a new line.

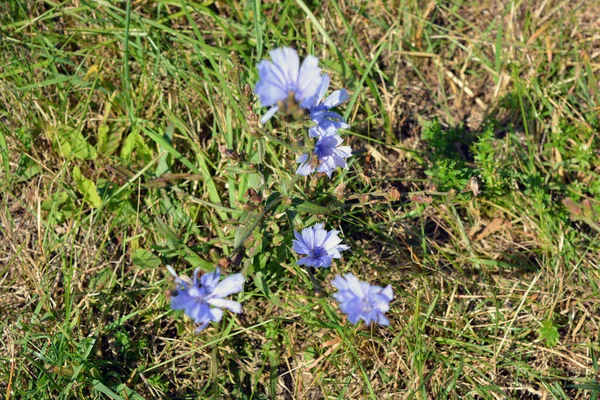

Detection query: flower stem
xmin=306 ymin=267 xmax=326 ymax=297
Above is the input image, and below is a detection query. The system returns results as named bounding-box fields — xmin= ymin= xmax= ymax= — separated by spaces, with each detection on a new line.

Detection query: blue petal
xmin=201 ymin=268 xmax=220 ymax=292
xmin=376 ymin=313 xmax=390 ymax=326
xmin=343 ymin=273 xmax=365 ymax=298
xmin=186 ymin=302 xmax=211 ymax=324
xmin=209 ymin=307 xmax=223 ymax=322
xmin=292 ymin=238 xmax=309 ymax=255
xmin=270 ymin=47 xmax=299 ymax=86
xmin=297 ymin=55 xmax=322 ymax=106
xmin=260 ymin=105 xmax=280 ymax=124
xmin=323 ymin=89 xmax=350 ymax=108
xmin=295 ymin=153 xmax=314 ymax=176
xmin=255 ymin=62 xmax=287 ymax=107
xmin=382 ymin=285 xmax=394 ymax=301
xmin=211 ymin=273 xmax=245 ymax=298
xmin=315 ymin=254 xmax=333 ymax=268
xmin=170 ymin=291 xmax=193 ymax=311
xmin=195 ymin=320 xmax=210 ymax=332
xmin=207 ymin=298 xmax=242 ymax=314
xmin=331 ymin=275 xmax=349 ymax=291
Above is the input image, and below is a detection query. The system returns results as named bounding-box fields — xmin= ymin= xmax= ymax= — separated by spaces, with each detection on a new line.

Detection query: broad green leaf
xmin=97 ymin=124 xmax=123 ymax=155
xmin=73 ymin=166 xmax=102 ymax=208
xmin=131 ymin=249 xmax=161 ymax=269
xmin=182 ymin=248 xmax=213 ymax=271
xmin=52 ymin=126 xmax=97 ymax=160
xmin=41 ymin=191 xmax=77 ymax=225
xmin=120 ymin=131 xmax=136 ymax=161
xmin=234 ymin=211 xmax=265 ymax=250
xmin=248 ymin=173 xmax=264 ymax=189
xmin=293 ymin=199 xmax=331 ymax=215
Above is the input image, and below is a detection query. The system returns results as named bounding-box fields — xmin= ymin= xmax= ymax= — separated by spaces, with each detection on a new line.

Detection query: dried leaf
xmin=474 ymin=218 xmax=511 ymax=242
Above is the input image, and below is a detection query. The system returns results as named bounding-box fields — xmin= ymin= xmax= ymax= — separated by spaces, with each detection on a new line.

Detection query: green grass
xmin=1 ymin=0 xmax=600 ymax=399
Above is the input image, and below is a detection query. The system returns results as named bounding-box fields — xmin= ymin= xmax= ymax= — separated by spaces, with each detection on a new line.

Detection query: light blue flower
xmin=296 ymin=126 xmax=352 ymax=177
xmin=167 ymin=265 xmax=245 ymax=332
xmin=292 ymin=222 xmax=349 ymax=268
xmin=254 ymin=47 xmax=323 ymax=124
xmin=307 ymin=74 xmax=350 ymax=136
xmin=332 ymin=273 xmax=393 ymax=327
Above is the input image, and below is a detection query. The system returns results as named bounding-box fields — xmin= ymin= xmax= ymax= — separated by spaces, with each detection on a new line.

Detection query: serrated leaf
xmin=73 ymin=166 xmax=102 ymax=208
xmin=537 ymin=319 xmax=559 ymax=348
xmin=131 ymin=249 xmax=161 ymax=269
xmin=97 ymin=124 xmax=123 ymax=155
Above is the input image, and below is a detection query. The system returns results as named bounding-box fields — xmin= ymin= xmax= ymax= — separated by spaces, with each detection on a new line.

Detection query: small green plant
xmin=537 ymin=319 xmax=560 ymax=348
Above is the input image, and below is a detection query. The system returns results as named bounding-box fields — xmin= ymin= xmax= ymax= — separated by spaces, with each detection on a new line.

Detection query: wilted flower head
xmin=296 ymin=126 xmax=352 ymax=177
xmin=167 ymin=265 xmax=245 ymax=332
xmin=254 ymin=47 xmax=322 ymax=124
xmin=332 ymin=273 xmax=393 ymax=327
xmin=307 ymin=74 xmax=350 ymax=136
xmin=292 ymin=222 xmax=349 ymax=268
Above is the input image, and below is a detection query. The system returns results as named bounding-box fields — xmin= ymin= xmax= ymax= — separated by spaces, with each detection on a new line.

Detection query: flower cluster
xmin=255 ymin=47 xmax=391 ymax=327
xmin=166 ymin=47 xmax=392 ymax=333
xmin=254 ymin=47 xmax=352 ymax=178
xmin=290 ymin=222 xmax=392 ymax=326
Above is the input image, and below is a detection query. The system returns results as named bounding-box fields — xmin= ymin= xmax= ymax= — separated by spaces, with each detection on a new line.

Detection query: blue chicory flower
xmin=254 ymin=47 xmax=323 ymax=124
xmin=307 ymin=74 xmax=350 ymax=137
xmin=296 ymin=126 xmax=352 ymax=177
xmin=167 ymin=265 xmax=245 ymax=332
xmin=332 ymin=273 xmax=393 ymax=327
xmin=292 ymin=222 xmax=349 ymax=268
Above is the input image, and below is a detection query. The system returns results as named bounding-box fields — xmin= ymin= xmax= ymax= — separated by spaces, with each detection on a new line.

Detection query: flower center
xmin=362 ymin=296 xmax=375 ymax=312
xmin=314 ymin=136 xmax=337 ymax=158
xmin=309 ymin=246 xmax=327 ymax=260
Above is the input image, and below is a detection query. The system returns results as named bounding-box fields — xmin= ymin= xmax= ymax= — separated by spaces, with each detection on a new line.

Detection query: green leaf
xmin=131 ymin=249 xmax=162 ymax=269
xmin=97 ymin=124 xmax=123 ymax=155
xmin=92 ymin=380 xmax=125 ymax=400
xmin=182 ymin=248 xmax=213 ymax=271
xmin=234 ymin=211 xmax=265 ymax=250
xmin=292 ymin=198 xmax=331 ymax=215
xmin=21 ymin=165 xmax=41 ymax=179
xmin=113 ymin=384 xmax=145 ymax=400
xmin=247 ymin=172 xmax=264 ymax=189
xmin=120 ymin=131 xmax=137 ymax=161
xmin=0 ymin=129 xmax=9 ymax=178
xmin=537 ymin=319 xmax=559 ymax=348
xmin=155 ymin=124 xmax=174 ymax=176
xmin=52 ymin=126 xmax=97 ymax=160
xmin=72 ymin=166 xmax=102 ymax=208
xmin=41 ymin=191 xmax=77 ymax=225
